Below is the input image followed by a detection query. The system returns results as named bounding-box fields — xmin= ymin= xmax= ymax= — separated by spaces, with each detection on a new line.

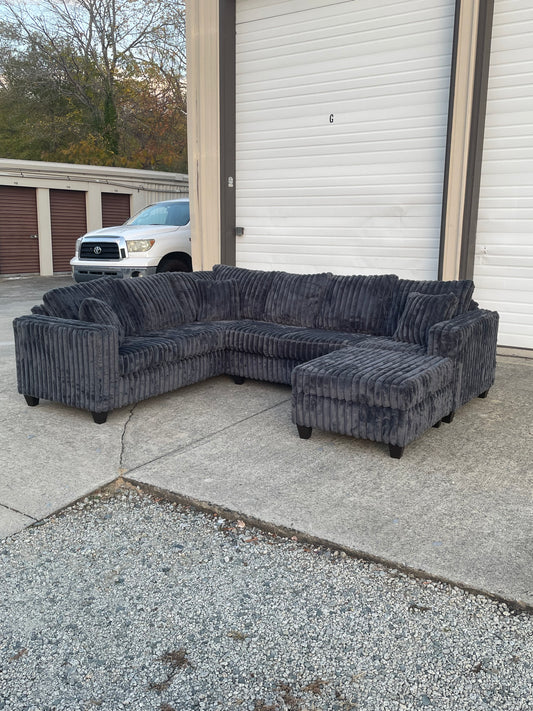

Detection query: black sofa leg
xmin=442 ymin=411 xmax=455 ymax=424
xmin=24 ymin=395 xmax=39 ymax=407
xmin=479 ymin=389 xmax=489 ymax=399
xmin=297 ymin=424 xmax=312 ymax=440
xmin=432 ymin=420 xmax=442 ymax=428
xmin=91 ymin=411 xmax=109 ymax=424
xmin=232 ymin=376 xmax=245 ymax=385
xmin=389 ymin=444 xmax=404 ymax=459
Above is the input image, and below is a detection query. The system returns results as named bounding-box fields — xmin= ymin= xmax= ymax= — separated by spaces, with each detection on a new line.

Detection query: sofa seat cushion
xmin=355 ymin=335 xmax=426 ymax=355
xmin=292 ymin=348 xmax=454 ymax=410
xmin=119 ymin=322 xmax=227 ymax=375
xmin=315 ymin=274 xmax=398 ymax=335
xmin=224 ymin=321 xmax=367 ymax=361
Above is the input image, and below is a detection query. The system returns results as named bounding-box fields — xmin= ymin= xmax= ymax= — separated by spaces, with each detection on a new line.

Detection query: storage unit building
xmin=0 ymin=159 xmax=188 ymax=276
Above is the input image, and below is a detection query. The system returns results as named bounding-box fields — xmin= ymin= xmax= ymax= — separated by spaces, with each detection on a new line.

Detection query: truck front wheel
xmin=156 ymin=254 xmax=192 ymax=273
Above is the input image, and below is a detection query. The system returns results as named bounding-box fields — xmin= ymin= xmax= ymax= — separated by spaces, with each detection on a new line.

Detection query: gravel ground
xmin=0 ymin=487 xmax=531 ymax=711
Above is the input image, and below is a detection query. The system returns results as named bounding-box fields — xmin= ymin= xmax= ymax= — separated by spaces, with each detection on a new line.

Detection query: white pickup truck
xmin=70 ymin=198 xmax=192 ymax=282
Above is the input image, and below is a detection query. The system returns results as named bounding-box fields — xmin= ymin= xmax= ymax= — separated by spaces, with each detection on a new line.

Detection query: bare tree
xmin=0 ymin=0 xmax=186 ymax=156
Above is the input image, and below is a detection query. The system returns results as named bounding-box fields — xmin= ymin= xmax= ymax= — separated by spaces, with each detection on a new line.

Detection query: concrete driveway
xmin=1 ymin=274 xmax=532 ymax=608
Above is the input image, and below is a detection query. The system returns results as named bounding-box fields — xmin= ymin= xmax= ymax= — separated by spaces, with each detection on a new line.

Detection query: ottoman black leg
xmin=478 ymin=389 xmax=489 ymax=399
xmin=389 ymin=444 xmax=404 ymax=459
xmin=232 ymin=376 xmax=245 ymax=385
xmin=297 ymin=424 xmax=312 ymax=440
xmin=91 ymin=411 xmax=109 ymax=424
xmin=442 ymin=411 xmax=455 ymax=424
xmin=24 ymin=395 xmax=39 ymax=407
xmin=432 ymin=420 xmax=442 ymax=428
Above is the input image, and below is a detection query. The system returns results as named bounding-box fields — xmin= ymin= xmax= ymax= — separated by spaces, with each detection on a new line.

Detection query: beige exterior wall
xmin=440 ymin=0 xmax=480 ymax=280
xmin=186 ymin=0 xmax=221 ymax=271
xmin=36 ymin=188 xmax=53 ymax=276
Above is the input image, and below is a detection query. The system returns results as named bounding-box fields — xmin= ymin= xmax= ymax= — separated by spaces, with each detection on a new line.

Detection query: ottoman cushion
xmin=291 ymin=348 xmax=453 ymax=410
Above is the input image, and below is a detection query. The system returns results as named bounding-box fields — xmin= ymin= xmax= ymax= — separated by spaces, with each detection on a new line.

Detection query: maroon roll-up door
xmin=101 ymin=193 xmax=131 ymax=227
xmin=0 ymin=186 xmax=40 ymax=275
xmin=50 ymin=189 xmax=87 ymax=272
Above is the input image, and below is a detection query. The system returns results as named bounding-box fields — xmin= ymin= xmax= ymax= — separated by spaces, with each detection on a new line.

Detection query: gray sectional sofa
xmin=13 ymin=266 xmax=499 ymax=457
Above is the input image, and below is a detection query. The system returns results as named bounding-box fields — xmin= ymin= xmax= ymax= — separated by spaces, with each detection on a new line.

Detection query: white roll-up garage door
xmin=235 ymin=0 xmax=455 ymax=278
xmin=474 ymin=0 xmax=533 ymax=349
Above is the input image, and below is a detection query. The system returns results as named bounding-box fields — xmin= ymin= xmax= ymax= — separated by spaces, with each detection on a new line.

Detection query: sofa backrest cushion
xmin=42 ymin=279 xmax=112 ymax=321
xmin=165 ymin=271 xmax=215 ymax=322
xmin=196 ymin=280 xmax=240 ymax=321
xmin=263 ymin=271 xmax=330 ymax=327
xmin=212 ymin=265 xmax=274 ymax=320
xmin=387 ymin=278 xmax=474 ymax=335
xmin=111 ymin=276 xmax=189 ymax=334
xmin=315 ymin=274 xmax=398 ymax=335
xmin=393 ymin=291 xmax=459 ymax=346
xmin=78 ymin=298 xmax=126 ymax=341
xmin=42 ymin=274 xmax=193 ymax=336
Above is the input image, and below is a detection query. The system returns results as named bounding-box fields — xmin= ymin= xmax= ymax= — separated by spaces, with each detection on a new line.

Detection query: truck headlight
xmin=126 ymin=239 xmax=156 ymax=252
xmin=75 ymin=237 xmax=83 ymax=257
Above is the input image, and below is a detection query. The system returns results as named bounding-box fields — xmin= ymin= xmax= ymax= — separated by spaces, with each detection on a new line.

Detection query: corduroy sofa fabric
xmin=315 ymin=274 xmax=398 ymax=334
xmin=386 ymin=278 xmax=475 ymax=336
xmin=14 ymin=267 xmax=498 ymax=455
xmin=291 ymin=349 xmax=455 ymax=447
xmin=291 ymin=349 xmax=454 ymax=410
xmin=79 ymin=298 xmax=126 ymax=341
xmin=118 ymin=323 xmax=228 ymax=376
xmin=263 ymin=271 xmax=330 ymax=327
xmin=212 ymin=264 xmax=274 ymax=320
xmin=393 ymin=291 xmax=459 ymax=346
xmin=223 ymin=321 xmax=367 ymax=361
xmin=196 ymin=280 xmax=240 ymax=321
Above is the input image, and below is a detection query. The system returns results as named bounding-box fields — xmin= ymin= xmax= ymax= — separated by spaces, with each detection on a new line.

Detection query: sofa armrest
xmin=427 ymin=309 xmax=499 ymax=408
xmin=13 ymin=315 xmax=120 ymax=413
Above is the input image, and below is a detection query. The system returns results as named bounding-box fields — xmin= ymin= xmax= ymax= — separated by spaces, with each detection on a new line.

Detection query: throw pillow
xmin=78 ymin=297 xmax=125 ymax=341
xmin=393 ymin=291 xmax=458 ymax=346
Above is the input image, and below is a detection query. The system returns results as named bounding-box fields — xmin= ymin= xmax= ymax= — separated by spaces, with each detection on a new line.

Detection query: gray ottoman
xmin=291 ymin=347 xmax=455 ymax=458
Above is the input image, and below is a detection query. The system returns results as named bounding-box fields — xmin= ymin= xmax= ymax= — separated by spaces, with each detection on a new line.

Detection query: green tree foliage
xmin=0 ymin=0 xmax=187 ymax=171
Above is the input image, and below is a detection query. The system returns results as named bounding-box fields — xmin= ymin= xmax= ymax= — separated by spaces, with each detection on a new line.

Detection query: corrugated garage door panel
xmin=474 ymin=0 xmax=533 ymax=349
xmin=50 ymin=189 xmax=87 ymax=272
xmin=235 ymin=0 xmax=455 ymax=278
xmin=0 ymin=186 xmax=40 ymax=274
xmin=101 ymin=192 xmax=131 ymax=228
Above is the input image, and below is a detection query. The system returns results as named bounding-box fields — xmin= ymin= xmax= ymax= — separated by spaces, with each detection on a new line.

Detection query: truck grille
xmin=80 ymin=242 xmax=120 ymax=260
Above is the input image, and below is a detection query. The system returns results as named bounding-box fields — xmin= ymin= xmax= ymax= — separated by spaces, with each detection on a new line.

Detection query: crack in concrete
xmin=0 ymin=502 xmax=37 ymax=521
xmin=123 ymin=396 xmax=291 ymax=477
xmin=119 ymin=404 xmax=137 ymax=474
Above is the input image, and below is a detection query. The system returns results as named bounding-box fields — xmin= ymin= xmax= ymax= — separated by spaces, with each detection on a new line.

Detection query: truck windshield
xmin=126 ymin=201 xmax=190 ymax=227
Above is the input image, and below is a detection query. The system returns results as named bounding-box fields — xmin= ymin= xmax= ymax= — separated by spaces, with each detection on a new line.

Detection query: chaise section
xmin=291 ymin=347 xmax=455 ymax=457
